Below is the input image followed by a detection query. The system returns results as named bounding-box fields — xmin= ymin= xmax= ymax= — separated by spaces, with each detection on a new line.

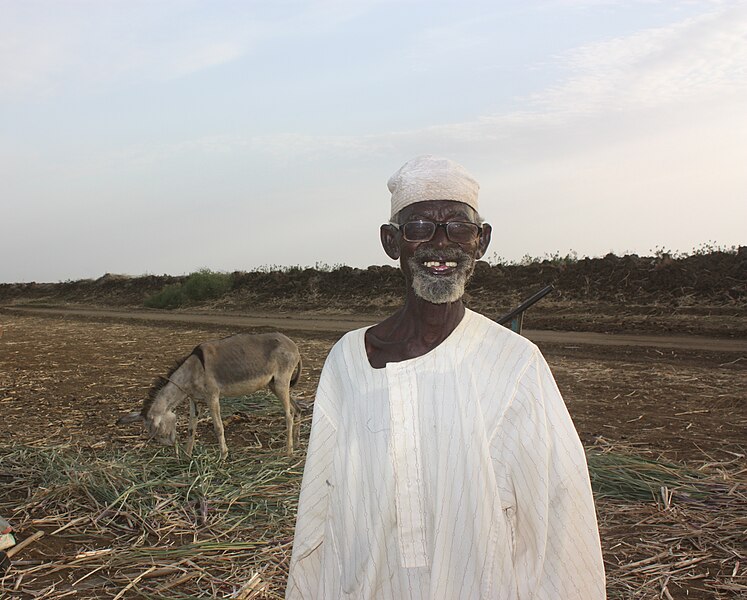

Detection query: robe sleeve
xmin=285 ymin=355 xmax=339 ymax=599
xmin=491 ymin=348 xmax=606 ymax=599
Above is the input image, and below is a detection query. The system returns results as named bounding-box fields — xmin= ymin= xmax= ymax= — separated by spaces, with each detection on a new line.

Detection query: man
xmin=287 ymin=156 xmax=606 ymax=599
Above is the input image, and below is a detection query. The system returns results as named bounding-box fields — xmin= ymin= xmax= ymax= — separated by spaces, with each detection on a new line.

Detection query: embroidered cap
xmin=388 ymin=155 xmax=480 ymax=219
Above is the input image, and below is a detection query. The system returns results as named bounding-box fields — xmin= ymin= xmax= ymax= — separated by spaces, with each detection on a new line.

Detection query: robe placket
xmin=386 ymin=361 xmax=429 ymax=568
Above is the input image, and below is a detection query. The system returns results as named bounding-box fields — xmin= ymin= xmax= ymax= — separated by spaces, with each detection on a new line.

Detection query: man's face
xmin=382 ymin=200 xmax=491 ymax=304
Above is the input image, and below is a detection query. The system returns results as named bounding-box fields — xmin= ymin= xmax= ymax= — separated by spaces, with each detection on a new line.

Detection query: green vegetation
xmin=145 ymin=268 xmax=233 ymax=309
xmin=183 ymin=268 xmax=232 ymax=300
xmin=586 ymin=451 xmax=715 ymax=503
xmin=143 ymin=282 xmax=184 ymax=309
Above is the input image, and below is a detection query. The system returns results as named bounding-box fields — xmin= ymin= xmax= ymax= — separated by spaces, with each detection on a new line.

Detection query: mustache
xmin=412 ymin=245 xmax=472 ymax=264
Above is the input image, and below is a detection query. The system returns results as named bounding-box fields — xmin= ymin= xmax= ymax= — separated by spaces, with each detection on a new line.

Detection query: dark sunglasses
xmin=390 ymin=219 xmax=481 ymax=243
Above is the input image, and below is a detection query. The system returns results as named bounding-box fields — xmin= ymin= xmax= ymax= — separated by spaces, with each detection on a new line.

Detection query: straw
xmin=1 ymin=439 xmax=744 ymax=598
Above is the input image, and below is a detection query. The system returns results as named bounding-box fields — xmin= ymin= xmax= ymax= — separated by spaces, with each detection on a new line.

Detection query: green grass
xmin=587 ymin=451 xmax=717 ymax=503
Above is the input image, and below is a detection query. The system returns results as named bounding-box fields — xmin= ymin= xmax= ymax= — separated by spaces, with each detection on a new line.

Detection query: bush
xmin=144 ymin=269 xmax=232 ymax=309
xmin=182 ymin=269 xmax=232 ymax=302
xmin=144 ymin=283 xmax=186 ymax=309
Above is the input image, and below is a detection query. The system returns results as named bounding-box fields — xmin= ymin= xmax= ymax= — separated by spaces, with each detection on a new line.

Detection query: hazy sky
xmin=2 ymin=0 xmax=745 ymax=283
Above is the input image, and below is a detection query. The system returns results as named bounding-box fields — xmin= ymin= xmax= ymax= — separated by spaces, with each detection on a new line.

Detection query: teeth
xmin=423 ymin=261 xmax=458 ymax=268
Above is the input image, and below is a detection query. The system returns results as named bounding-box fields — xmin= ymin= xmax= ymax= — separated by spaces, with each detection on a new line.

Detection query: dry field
xmin=0 ymin=309 xmax=745 ymax=599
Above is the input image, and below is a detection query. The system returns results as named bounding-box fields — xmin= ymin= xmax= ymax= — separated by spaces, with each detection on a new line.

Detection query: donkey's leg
xmin=270 ymin=378 xmax=294 ymax=456
xmin=185 ymin=397 xmax=198 ymax=456
xmin=291 ymin=393 xmax=301 ymax=449
xmin=206 ymin=392 xmax=228 ymax=460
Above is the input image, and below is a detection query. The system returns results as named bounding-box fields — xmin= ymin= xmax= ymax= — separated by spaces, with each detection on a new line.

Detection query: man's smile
xmin=422 ymin=260 xmax=458 ymax=274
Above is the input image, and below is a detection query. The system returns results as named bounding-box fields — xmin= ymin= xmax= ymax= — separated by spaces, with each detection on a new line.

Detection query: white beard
xmin=407 ymin=247 xmax=476 ymax=304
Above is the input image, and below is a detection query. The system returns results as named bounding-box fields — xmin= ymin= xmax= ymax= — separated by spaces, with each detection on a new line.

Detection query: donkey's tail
xmin=290 ymin=356 xmax=303 ymax=388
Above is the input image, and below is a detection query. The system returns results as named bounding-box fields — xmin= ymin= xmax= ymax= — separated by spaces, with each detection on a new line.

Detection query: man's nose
xmin=430 ymin=222 xmax=452 ymax=246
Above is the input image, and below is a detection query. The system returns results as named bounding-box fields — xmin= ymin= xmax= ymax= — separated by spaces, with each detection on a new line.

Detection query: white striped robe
xmin=287 ymin=309 xmax=605 ymax=599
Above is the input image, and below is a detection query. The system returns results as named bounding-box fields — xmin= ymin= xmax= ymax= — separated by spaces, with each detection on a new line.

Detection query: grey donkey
xmin=118 ymin=332 xmax=302 ymax=458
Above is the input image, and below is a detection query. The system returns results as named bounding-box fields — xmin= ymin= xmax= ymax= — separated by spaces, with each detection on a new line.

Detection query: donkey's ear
xmin=117 ymin=412 xmax=144 ymax=426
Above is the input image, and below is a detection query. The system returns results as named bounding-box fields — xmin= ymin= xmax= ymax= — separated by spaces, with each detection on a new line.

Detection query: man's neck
xmin=400 ymin=292 xmax=465 ymax=344
xmin=365 ymin=292 xmax=466 ymax=367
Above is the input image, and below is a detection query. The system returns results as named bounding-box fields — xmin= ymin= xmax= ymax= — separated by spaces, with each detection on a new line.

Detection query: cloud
xmin=351 ymin=2 xmax=747 ymax=165
xmin=0 ymin=0 xmax=388 ymax=99
xmin=0 ymin=3 xmax=253 ymax=97
xmin=0 ymin=11 xmax=74 ymax=97
xmin=38 ymin=0 xmax=740 ymax=194
xmin=532 ymin=3 xmax=747 ymax=115
xmin=191 ymin=4 xmax=746 ymax=161
xmin=405 ymin=18 xmax=495 ymax=73
xmin=167 ymin=41 xmax=247 ymax=78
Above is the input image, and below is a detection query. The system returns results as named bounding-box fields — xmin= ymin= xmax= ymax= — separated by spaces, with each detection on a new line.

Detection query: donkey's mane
xmin=141 ymin=347 xmax=203 ymax=415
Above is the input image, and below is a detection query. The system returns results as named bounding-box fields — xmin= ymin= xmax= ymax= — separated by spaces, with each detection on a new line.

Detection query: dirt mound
xmin=0 ymin=273 xmax=184 ymax=306
xmin=470 ymin=248 xmax=746 ymax=308
xmin=1 ymin=249 xmax=744 ymax=324
xmin=217 ymin=249 xmax=746 ymax=312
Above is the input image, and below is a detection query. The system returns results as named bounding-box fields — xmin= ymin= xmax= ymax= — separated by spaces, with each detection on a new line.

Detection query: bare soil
xmin=0 ymin=239 xmax=745 ymax=599
xmin=1 ymin=304 xmax=745 ymax=598
xmin=1 ymin=306 xmax=744 ymax=460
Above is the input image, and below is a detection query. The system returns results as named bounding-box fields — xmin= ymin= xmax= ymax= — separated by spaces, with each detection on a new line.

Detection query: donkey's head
xmin=117 ymin=408 xmax=178 ymax=446
xmin=145 ymin=410 xmax=178 ymax=446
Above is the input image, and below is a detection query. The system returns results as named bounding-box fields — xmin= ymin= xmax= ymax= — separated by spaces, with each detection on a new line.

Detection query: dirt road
xmin=3 ymin=305 xmax=745 ymax=353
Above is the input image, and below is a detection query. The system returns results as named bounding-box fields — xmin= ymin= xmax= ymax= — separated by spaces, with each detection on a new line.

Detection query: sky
xmin=1 ymin=0 xmax=745 ymax=283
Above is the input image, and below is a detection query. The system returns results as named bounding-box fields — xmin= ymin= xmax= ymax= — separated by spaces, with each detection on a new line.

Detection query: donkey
xmin=117 ymin=332 xmax=302 ymax=458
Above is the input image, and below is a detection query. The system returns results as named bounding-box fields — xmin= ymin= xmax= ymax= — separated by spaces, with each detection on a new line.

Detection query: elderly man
xmin=286 ymin=156 xmax=606 ymax=599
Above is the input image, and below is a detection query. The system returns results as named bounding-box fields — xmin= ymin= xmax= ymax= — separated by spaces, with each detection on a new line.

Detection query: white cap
xmin=387 ymin=155 xmax=479 ymax=219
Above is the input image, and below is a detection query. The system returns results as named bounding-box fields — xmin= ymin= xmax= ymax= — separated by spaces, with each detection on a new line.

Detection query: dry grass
xmin=1 ymin=432 xmax=745 ymax=599
xmin=589 ymin=439 xmax=747 ymax=599
xmin=1 ymin=312 xmax=745 ymax=598
xmin=0 ymin=397 xmax=306 ymax=598
xmin=600 ymin=496 xmax=747 ymax=599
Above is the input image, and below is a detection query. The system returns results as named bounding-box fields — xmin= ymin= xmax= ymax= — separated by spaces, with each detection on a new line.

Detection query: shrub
xmin=144 ymin=283 xmax=186 ymax=309
xmin=144 ymin=269 xmax=232 ymax=309
xmin=182 ymin=269 xmax=232 ymax=302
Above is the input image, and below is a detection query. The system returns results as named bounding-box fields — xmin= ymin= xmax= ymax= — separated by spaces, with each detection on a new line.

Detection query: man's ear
xmin=475 ymin=223 xmax=492 ymax=260
xmin=381 ymin=224 xmax=401 ymax=260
